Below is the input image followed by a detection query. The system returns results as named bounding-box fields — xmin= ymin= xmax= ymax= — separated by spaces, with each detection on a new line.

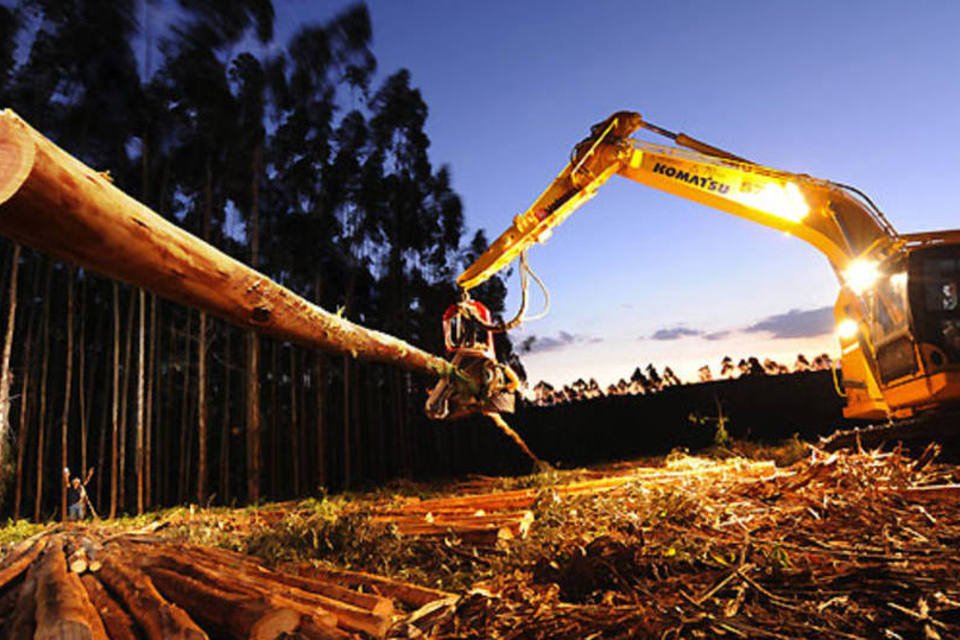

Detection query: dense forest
xmin=0 ymin=0 xmax=516 ymax=520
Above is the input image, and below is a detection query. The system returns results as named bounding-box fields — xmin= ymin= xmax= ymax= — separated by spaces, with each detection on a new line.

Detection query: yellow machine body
xmin=457 ymin=111 xmax=960 ymax=421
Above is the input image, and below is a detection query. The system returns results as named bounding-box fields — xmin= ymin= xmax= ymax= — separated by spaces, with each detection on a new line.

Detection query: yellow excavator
xmin=426 ymin=111 xmax=960 ymax=432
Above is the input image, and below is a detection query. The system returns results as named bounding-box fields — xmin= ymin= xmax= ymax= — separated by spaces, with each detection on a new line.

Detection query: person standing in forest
xmin=63 ymin=467 xmax=91 ymax=520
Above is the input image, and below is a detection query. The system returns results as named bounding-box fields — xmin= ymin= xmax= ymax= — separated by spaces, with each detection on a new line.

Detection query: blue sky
xmin=274 ymin=1 xmax=960 ymax=384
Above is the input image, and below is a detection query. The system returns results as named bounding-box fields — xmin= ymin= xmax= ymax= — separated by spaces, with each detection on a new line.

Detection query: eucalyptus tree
xmin=265 ymin=3 xmax=374 ymax=490
xmin=155 ymin=0 xmax=274 ymax=504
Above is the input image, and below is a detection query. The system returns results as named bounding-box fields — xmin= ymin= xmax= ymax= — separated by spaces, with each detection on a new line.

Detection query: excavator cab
xmin=839 ymin=240 xmax=960 ymax=419
xmin=426 ymin=299 xmax=520 ymax=420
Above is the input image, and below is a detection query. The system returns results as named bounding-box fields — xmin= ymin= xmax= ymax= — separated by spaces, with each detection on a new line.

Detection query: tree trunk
xmin=342 ymin=356 xmax=351 ymax=489
xmin=196 ymin=157 xmax=212 ymax=507
xmin=135 ymin=288 xmax=145 ymax=514
xmin=0 ymin=111 xmax=459 ymax=383
xmin=219 ymin=330 xmax=230 ymax=503
xmin=0 ymin=242 xmax=20 ymax=480
xmin=109 ymin=282 xmax=119 ymax=519
xmin=145 ymin=293 xmax=156 ymax=508
xmin=60 ymin=268 xmax=74 ymax=523
xmin=77 ymin=277 xmax=86 ymax=483
xmin=179 ymin=314 xmax=192 ymax=503
xmin=246 ymin=332 xmax=260 ymax=504
xmin=289 ymin=347 xmax=298 ymax=495
xmin=197 ymin=311 xmax=207 ymax=505
xmin=34 ymin=261 xmax=52 ymax=522
xmin=245 ymin=140 xmax=262 ymax=506
xmin=96 ymin=367 xmax=108 ymax=515
xmin=352 ymin=362 xmax=362 ymax=483
xmin=312 ymin=277 xmax=326 ymax=490
xmin=13 ymin=321 xmax=31 ymax=520
xmin=269 ymin=340 xmax=278 ymax=497
xmin=118 ymin=288 xmax=135 ymax=512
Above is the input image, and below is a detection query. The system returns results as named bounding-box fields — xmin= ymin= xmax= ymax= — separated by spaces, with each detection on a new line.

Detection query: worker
xmin=63 ymin=467 xmax=88 ymax=520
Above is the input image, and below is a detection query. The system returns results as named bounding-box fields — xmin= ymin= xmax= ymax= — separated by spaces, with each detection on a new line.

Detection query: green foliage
xmin=0 ymin=519 xmax=48 ymax=548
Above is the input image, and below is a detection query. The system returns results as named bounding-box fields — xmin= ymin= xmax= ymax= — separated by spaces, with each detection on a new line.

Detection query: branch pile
xmin=398 ymin=445 xmax=960 ymax=639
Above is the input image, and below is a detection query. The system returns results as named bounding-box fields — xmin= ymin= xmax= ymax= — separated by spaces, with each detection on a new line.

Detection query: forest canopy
xmin=0 ymin=0 xmax=513 ymax=520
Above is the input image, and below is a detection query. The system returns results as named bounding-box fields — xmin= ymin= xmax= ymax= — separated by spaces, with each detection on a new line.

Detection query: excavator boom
xmin=442 ymin=111 xmax=960 ymax=424
xmin=459 ymin=112 xmax=896 ymax=291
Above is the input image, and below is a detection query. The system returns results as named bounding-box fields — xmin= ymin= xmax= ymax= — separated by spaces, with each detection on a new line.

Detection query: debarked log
xmin=0 ymin=109 xmax=457 ymax=380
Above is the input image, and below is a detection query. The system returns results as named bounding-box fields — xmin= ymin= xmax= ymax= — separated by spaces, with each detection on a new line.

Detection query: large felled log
xmin=0 ymin=577 xmax=23 ymax=628
xmin=149 ymin=567 xmax=300 ymax=640
xmin=4 ymin=549 xmax=40 ymax=638
xmin=97 ymin=553 xmax=206 ymax=640
xmin=33 ymin=536 xmax=109 ymax=640
xmin=80 ymin=574 xmax=137 ymax=640
xmin=0 ymin=534 xmax=47 ymax=590
xmin=0 ymin=110 xmax=457 ymax=380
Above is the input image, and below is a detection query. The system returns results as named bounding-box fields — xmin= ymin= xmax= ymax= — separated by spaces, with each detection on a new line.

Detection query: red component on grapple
xmin=442 ymin=300 xmax=494 ymax=357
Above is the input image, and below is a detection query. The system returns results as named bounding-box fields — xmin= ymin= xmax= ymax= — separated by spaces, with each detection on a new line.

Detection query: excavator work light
xmin=837 ymin=318 xmax=859 ymax=340
xmin=843 ymin=258 xmax=880 ymax=294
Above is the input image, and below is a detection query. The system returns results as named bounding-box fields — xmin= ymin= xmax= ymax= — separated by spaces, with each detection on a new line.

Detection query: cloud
xmin=703 ymin=330 xmax=731 ymax=341
xmin=744 ymin=306 xmax=834 ymax=339
xmin=649 ymin=326 xmax=703 ymax=341
xmin=521 ymin=331 xmax=602 ymax=354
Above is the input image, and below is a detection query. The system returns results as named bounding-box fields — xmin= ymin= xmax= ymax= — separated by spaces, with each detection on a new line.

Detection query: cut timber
xmin=246 ymin=566 xmax=394 ymax=617
xmin=33 ymin=536 xmax=109 ymax=640
xmin=98 ymin=553 xmax=207 ymax=640
xmin=0 ymin=534 xmax=47 ymax=590
xmin=68 ymin=547 xmax=88 ymax=574
xmin=296 ymin=616 xmax=354 ymax=640
xmin=390 ymin=459 xmax=779 ymax=515
xmin=294 ymin=565 xmax=454 ymax=609
xmin=141 ymin=548 xmax=390 ymax=638
xmin=0 ymin=109 xmax=457 ymax=381
xmin=80 ymin=574 xmax=137 ymax=640
xmin=4 ymin=549 xmax=40 ymax=638
xmin=149 ymin=567 xmax=300 ymax=640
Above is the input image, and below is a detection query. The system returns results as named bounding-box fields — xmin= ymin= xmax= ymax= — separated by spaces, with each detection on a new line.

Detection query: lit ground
xmin=1 ymin=440 xmax=959 ymax=638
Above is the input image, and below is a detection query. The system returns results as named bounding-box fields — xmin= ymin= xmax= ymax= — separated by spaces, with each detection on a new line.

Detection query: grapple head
xmin=426 ymin=300 xmax=519 ymax=420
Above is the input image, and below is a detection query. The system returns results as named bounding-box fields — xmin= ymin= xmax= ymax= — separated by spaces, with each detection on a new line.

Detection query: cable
xmin=521 ymin=257 xmax=550 ymax=322
xmin=461 ymin=251 xmax=551 ymax=333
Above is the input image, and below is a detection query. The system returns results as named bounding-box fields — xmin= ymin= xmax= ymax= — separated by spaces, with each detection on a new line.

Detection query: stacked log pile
xmin=0 ymin=531 xmax=453 ymax=639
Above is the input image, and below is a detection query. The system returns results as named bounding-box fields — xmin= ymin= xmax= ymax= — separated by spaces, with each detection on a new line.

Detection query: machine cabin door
xmin=909 ymin=245 xmax=960 ymax=371
xmin=865 ymin=257 xmax=916 ymax=385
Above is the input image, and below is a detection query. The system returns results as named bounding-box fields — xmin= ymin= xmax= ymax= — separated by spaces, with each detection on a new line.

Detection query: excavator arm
xmin=437 ymin=111 xmax=960 ymax=425
xmin=459 ymin=111 xmax=897 ymax=292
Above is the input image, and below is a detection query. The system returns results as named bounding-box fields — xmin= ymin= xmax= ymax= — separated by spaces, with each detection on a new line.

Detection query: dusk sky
xmin=271 ymin=1 xmax=960 ymax=386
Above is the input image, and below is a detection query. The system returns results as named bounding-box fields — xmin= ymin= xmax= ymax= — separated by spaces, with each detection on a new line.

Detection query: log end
xmin=0 ymin=110 xmax=37 ymax=207
xmin=249 ymin=607 xmax=300 ymax=640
